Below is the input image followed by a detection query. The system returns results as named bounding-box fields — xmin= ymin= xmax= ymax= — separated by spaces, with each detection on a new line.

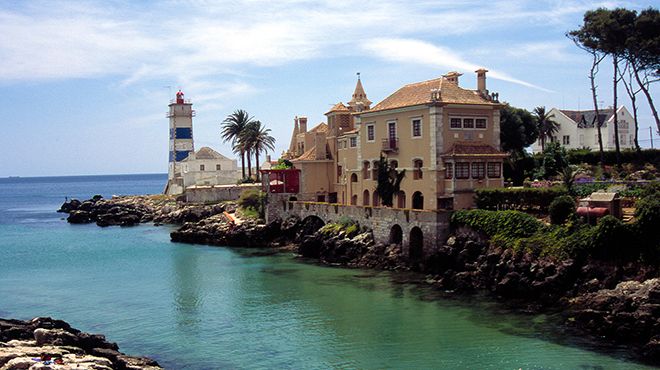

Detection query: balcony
xmin=382 ymin=137 xmax=399 ymax=152
xmin=166 ymin=110 xmax=196 ymax=118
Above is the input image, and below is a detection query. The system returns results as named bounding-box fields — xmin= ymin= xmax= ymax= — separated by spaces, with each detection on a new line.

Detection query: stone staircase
xmin=622 ymin=208 xmax=635 ymax=223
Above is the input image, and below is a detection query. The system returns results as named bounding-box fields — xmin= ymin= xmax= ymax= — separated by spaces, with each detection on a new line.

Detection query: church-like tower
xmin=347 ymin=73 xmax=372 ymax=112
xmin=165 ymin=90 xmax=195 ymax=194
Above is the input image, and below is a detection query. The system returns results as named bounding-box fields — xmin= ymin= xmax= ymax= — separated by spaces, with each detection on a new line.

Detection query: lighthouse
xmin=165 ymin=90 xmax=196 ymax=195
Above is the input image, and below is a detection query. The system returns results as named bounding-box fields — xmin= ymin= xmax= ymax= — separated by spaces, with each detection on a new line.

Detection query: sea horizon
xmin=1 ymin=172 xmax=168 ymax=180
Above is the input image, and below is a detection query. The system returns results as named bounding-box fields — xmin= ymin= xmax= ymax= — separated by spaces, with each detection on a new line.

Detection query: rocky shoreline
xmin=0 ymin=317 xmax=161 ymax=370
xmin=58 ymin=196 xmax=660 ymax=364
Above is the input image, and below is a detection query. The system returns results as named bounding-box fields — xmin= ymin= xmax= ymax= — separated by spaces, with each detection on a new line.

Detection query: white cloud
xmin=362 ymin=38 xmax=554 ymax=92
xmin=0 ymin=0 xmax=619 ymax=91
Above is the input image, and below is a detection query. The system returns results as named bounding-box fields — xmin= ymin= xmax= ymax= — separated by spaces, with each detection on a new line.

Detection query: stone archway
xmin=409 ymin=226 xmax=423 ymax=262
xmin=389 ymin=224 xmax=403 ymax=245
xmin=299 ymin=215 xmax=325 ymax=237
xmin=363 ymin=189 xmax=370 ymax=206
xmin=412 ymin=191 xmax=424 ymax=210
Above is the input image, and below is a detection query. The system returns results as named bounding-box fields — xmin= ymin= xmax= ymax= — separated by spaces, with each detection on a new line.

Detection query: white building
xmin=181 ymin=147 xmax=240 ymax=186
xmin=164 ymin=91 xmax=241 ymax=195
xmin=532 ymin=106 xmax=636 ymax=152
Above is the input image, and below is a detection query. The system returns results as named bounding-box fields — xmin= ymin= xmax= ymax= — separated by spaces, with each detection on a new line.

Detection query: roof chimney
xmin=298 ymin=116 xmax=308 ymax=133
xmin=443 ymin=71 xmax=462 ymax=86
xmin=476 ymin=68 xmax=488 ymax=95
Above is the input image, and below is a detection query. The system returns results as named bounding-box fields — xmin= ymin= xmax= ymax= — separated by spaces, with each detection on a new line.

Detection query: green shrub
xmin=593 ymin=216 xmax=633 ymax=259
xmin=240 ymin=207 xmax=260 ymax=220
xmin=558 ymin=223 xmax=596 ymax=257
xmin=319 ymin=218 xmax=360 ymax=237
xmin=474 ymin=187 xmax=568 ymax=212
xmin=634 ymin=184 xmax=660 ymax=258
xmin=272 ymin=158 xmax=293 ymax=170
xmin=452 ymin=209 xmax=542 ymax=240
xmin=453 ymin=209 xmax=599 ymax=259
xmin=238 ymin=189 xmax=266 ymax=218
xmin=549 ymin=195 xmax=576 ymax=225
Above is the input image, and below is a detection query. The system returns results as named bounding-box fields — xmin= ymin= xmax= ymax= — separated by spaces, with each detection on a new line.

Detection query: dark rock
xmin=569 ymin=278 xmax=660 ymax=363
xmin=57 ymin=199 xmax=81 ymax=213
xmin=496 ymin=272 xmax=521 ymax=297
xmin=67 ymin=210 xmax=91 ymax=224
xmin=79 ymin=201 xmax=95 ymax=212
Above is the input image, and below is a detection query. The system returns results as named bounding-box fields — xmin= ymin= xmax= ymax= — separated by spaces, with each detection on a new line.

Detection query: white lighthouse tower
xmin=165 ymin=90 xmax=195 ymax=195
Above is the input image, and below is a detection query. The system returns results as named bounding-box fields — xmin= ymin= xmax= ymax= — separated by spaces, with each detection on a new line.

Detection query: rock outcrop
xmin=568 ymin=278 xmax=660 ymax=363
xmin=59 ymin=195 xmax=231 ymax=227
xmin=0 ymin=317 xmax=161 ymax=369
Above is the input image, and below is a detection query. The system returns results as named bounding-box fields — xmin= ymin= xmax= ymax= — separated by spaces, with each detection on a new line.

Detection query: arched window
xmin=372 ymin=191 xmax=380 ymax=207
xmin=413 ymin=159 xmax=423 ymax=180
xmin=372 ymin=160 xmax=379 ymax=180
xmin=396 ymin=191 xmax=406 ymax=208
xmin=363 ymin=189 xmax=370 ymax=206
xmin=351 ymin=173 xmax=358 ymax=183
xmin=412 ymin=191 xmax=424 ymax=210
xmin=351 ymin=194 xmax=358 ymax=205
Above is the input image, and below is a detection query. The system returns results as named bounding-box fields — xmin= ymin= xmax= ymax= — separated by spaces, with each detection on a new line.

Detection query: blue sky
xmin=1 ymin=0 xmax=659 ymax=177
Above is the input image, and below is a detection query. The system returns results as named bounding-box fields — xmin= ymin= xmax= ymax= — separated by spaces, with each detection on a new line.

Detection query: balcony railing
xmin=382 ymin=137 xmax=399 ymax=152
xmin=166 ymin=110 xmax=196 ymax=118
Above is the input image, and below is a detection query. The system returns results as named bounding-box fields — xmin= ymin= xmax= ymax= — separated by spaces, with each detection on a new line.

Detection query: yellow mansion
xmin=282 ymin=70 xmax=507 ymax=210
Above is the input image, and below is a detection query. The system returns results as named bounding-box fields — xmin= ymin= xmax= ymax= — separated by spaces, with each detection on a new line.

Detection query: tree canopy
xmin=499 ymin=104 xmax=538 ymax=154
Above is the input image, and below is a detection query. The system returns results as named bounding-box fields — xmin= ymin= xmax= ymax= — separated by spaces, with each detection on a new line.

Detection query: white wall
xmin=531 ymin=106 xmax=636 ymax=152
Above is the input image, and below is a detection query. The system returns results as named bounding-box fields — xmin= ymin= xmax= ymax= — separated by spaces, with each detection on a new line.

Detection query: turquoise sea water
xmin=0 ymin=174 xmax=653 ymax=369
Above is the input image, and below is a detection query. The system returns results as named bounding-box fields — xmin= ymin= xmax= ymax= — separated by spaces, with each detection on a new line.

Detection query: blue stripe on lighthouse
xmin=175 ymin=151 xmax=192 ymax=161
xmin=175 ymin=127 xmax=193 ymax=139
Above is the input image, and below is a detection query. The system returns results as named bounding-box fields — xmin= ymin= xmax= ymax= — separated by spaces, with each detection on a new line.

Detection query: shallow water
xmin=0 ymin=175 xmax=652 ymax=369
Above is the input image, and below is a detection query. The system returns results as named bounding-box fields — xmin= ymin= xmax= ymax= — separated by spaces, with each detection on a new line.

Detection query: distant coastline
xmin=1 ymin=173 xmax=167 ymax=180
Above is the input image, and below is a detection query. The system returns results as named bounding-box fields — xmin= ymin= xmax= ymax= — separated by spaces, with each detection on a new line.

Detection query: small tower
xmin=165 ymin=90 xmax=196 ymax=195
xmin=347 ymin=73 xmax=372 ymax=112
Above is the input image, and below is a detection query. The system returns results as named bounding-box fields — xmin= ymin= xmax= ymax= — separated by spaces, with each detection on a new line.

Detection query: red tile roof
xmin=326 ymin=102 xmax=349 ymax=114
xmin=369 ymin=78 xmax=496 ymax=113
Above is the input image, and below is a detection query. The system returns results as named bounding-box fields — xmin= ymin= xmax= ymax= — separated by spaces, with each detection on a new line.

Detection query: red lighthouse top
xmin=176 ymin=90 xmax=184 ymax=104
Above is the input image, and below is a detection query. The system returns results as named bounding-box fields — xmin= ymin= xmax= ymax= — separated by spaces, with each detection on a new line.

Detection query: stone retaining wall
xmin=266 ymin=193 xmax=450 ymax=257
xmin=185 ymin=184 xmax=260 ymax=203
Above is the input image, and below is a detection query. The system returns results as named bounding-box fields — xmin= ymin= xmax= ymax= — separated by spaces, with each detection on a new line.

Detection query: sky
xmin=1 ymin=0 xmax=659 ymax=177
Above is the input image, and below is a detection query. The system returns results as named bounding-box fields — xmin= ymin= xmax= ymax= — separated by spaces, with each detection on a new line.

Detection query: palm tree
xmin=534 ymin=106 xmax=560 ymax=151
xmin=221 ymin=110 xmax=256 ymax=180
xmin=244 ymin=121 xmax=276 ymax=181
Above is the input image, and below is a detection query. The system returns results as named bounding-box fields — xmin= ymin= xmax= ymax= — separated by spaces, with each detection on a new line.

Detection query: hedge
xmin=474 ymin=187 xmax=568 ymax=212
xmin=565 ymin=148 xmax=660 ymax=167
